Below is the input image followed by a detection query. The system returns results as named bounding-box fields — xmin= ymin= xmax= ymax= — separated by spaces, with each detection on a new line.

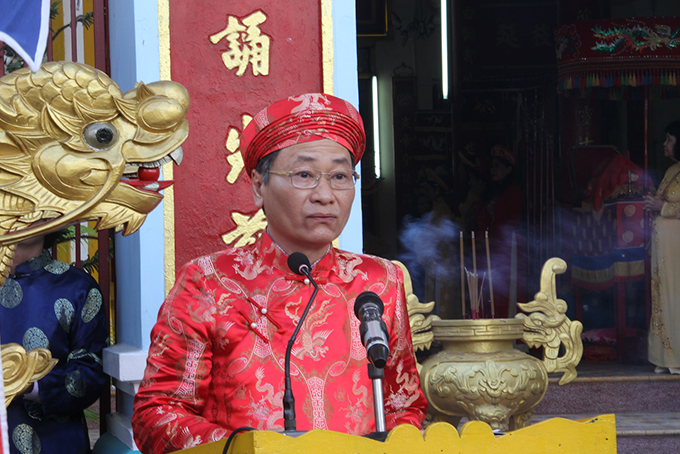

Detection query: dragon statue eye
xmin=83 ymin=122 xmax=118 ymax=150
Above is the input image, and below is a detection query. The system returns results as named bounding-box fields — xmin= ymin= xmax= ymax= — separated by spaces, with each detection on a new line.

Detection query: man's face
xmin=252 ymin=139 xmax=355 ymax=260
xmin=489 ymin=158 xmax=512 ymax=182
xmin=664 ymin=132 xmax=677 ymax=160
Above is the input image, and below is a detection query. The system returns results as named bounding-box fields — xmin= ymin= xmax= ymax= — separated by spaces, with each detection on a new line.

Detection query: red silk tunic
xmin=132 ymin=234 xmax=427 ymax=453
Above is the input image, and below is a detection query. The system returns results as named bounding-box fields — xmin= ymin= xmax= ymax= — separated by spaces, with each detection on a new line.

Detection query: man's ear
xmin=251 ymin=170 xmax=265 ymax=209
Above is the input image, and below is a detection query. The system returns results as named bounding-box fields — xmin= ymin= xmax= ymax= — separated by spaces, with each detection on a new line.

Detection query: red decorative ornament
xmin=555 ymin=17 xmax=680 ymax=99
xmin=138 ymin=167 xmax=160 ymax=181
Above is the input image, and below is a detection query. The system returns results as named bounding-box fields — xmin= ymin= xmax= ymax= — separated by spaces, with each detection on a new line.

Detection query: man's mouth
xmin=309 ymin=214 xmax=336 ymax=221
xmin=122 ymin=147 xmax=183 ymax=193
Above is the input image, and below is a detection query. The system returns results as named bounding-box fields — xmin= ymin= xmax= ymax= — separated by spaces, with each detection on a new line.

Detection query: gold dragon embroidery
xmin=244 ymin=366 xmax=283 ymax=430
xmin=334 ymin=254 xmax=368 ymax=283
xmin=343 ymin=369 xmax=369 ymax=434
xmin=287 ymin=298 xmax=334 ymax=360
xmin=232 ymin=248 xmax=272 ymax=280
xmin=385 ymin=359 xmax=420 ymax=410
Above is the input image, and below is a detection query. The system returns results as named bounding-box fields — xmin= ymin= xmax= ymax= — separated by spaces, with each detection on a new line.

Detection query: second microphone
xmin=354 ymin=291 xmax=390 ymax=369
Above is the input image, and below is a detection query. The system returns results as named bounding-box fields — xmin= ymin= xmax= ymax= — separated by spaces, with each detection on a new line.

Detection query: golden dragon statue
xmin=0 ymin=61 xmax=190 ymax=405
xmin=516 ymin=257 xmax=584 ymax=385
xmin=2 ymin=344 xmax=56 ymax=406
xmin=0 ymin=61 xmax=189 ymax=284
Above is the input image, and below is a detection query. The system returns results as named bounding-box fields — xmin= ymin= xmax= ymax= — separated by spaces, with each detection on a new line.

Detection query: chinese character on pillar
xmin=225 ymin=114 xmax=253 ymax=184
xmin=222 ymin=114 xmax=266 ymax=247
xmin=209 ymin=11 xmax=271 ymax=76
xmin=168 ymin=1 xmax=324 ymax=268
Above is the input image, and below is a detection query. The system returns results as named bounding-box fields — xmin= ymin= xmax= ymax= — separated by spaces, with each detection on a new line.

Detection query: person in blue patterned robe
xmin=0 ymin=231 xmax=108 ymax=454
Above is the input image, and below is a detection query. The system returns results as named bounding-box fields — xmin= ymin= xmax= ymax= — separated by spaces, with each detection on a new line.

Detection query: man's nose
xmin=310 ymin=176 xmax=335 ymax=201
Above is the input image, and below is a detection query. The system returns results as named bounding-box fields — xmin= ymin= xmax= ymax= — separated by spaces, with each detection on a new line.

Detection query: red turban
xmin=240 ymin=93 xmax=366 ymax=177
xmin=491 ymin=145 xmax=517 ymax=168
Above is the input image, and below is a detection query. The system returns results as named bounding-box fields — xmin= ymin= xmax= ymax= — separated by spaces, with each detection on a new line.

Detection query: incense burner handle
xmin=515 ymin=257 xmax=584 ymax=385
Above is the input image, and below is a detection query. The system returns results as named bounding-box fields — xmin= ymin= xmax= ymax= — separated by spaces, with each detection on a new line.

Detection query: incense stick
xmin=465 ymin=268 xmax=486 ymax=319
xmin=460 ymin=231 xmax=465 ymax=318
xmin=485 ymin=230 xmax=495 ymax=318
xmin=471 ymin=232 xmax=478 ymax=317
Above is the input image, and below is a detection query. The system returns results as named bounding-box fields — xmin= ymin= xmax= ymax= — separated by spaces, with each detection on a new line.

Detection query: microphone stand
xmin=354 ymin=292 xmax=390 ymax=441
xmin=283 ymin=259 xmax=318 ymax=437
xmin=367 ymin=363 xmax=388 ymax=441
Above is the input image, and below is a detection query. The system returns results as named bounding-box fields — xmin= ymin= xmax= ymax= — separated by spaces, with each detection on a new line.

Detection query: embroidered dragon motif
xmin=290 ymin=93 xmax=330 ymax=113
xmin=334 ymin=253 xmax=368 ymax=283
xmin=385 ymin=359 xmax=420 ymax=410
xmin=592 ymin=23 xmax=680 ymax=54
xmin=232 ymin=248 xmax=271 ymax=280
xmin=243 ymin=366 xmax=283 ymax=430
xmin=343 ymin=369 xmax=369 ymax=434
xmin=288 ymin=298 xmax=334 ymax=360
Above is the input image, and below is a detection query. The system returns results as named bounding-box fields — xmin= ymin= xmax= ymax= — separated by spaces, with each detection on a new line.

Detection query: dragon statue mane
xmin=0 ymin=61 xmax=190 ymax=286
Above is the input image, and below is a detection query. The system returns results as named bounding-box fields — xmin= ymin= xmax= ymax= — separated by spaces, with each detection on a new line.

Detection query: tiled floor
xmin=538 ymin=361 xmax=680 ymax=436
xmin=551 ymin=360 xmax=680 ymax=381
xmin=533 ymin=412 xmax=680 ymax=436
xmin=450 ymin=362 xmax=680 ymax=437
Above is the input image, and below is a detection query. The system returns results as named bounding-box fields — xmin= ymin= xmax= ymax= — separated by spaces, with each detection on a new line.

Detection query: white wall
xmin=334 ymin=0 xmax=364 ymax=254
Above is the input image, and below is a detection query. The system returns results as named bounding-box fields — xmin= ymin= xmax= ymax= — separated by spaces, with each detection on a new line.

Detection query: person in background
xmin=455 ymin=164 xmax=487 ymax=232
xmin=0 ymin=229 xmax=108 ymax=454
xmin=472 ymin=145 xmax=526 ymax=318
xmin=131 ymin=93 xmax=427 ymax=453
xmin=644 ymin=120 xmax=680 ymax=375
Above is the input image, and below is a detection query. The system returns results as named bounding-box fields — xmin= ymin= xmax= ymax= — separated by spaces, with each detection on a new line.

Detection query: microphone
xmin=287 ymin=252 xmax=311 ymax=276
xmin=283 ymin=252 xmax=318 ymax=433
xmin=354 ymin=291 xmax=390 ymax=369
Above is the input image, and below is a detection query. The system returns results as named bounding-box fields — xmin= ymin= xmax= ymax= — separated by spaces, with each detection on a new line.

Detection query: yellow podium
xmin=179 ymin=415 xmax=616 ymax=454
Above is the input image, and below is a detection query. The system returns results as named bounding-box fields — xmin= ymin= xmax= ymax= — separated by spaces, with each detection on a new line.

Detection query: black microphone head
xmin=287 ymin=252 xmax=311 ymax=275
xmin=354 ymin=291 xmax=384 ymax=318
xmin=368 ymin=344 xmax=389 ymax=369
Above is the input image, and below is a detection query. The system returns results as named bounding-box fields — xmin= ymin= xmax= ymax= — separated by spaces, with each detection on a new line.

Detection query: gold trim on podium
xmin=178 ymin=416 xmax=616 ymax=454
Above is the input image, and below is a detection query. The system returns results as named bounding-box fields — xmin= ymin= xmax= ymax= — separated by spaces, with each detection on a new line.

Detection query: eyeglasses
xmin=268 ymin=167 xmax=359 ymax=190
